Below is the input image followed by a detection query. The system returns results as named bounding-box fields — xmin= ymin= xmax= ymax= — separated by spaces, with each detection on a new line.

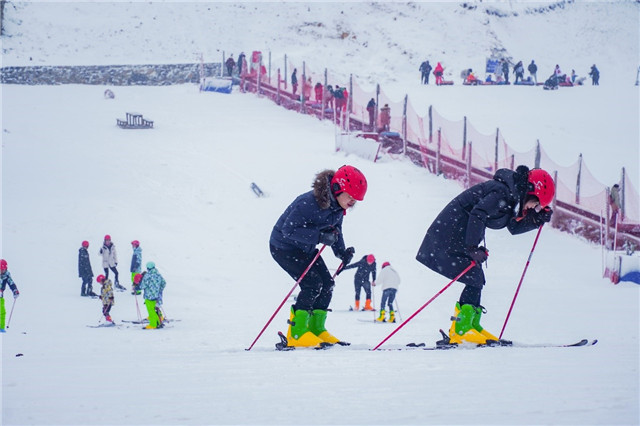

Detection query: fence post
xmin=402 ymin=94 xmax=408 ymax=154
xmin=375 ymin=83 xmax=380 ymax=131
xmin=221 ymin=51 xmax=226 ymax=78
xmin=621 ymin=167 xmax=626 ymax=220
xmin=465 ymin=141 xmax=473 ymax=189
xmin=551 ymin=170 xmax=559 ymax=228
xmin=268 ymin=51 xmax=272 ymax=85
xmin=535 ymin=140 xmax=541 ymax=169
xmin=510 ymin=154 xmax=515 ymax=170
xmin=462 ymin=116 xmax=467 ymax=160
xmin=576 ymin=153 xmax=583 ymax=205
xmin=494 ymin=127 xmax=499 ymax=172
xmin=428 ymin=105 xmax=433 ymax=143
xmin=284 ymin=54 xmax=288 ymax=90
xmin=436 ymin=128 xmax=441 ymax=175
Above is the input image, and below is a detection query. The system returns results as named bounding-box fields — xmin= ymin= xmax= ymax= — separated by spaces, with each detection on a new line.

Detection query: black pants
xmin=81 ymin=275 xmax=92 ymax=295
xmin=270 ymin=244 xmax=334 ymax=311
xmin=104 ymin=266 xmax=119 ymax=284
xmin=354 ymin=278 xmax=371 ymax=300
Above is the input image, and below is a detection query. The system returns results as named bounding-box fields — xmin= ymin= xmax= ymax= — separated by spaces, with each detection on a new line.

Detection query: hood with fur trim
xmin=313 ymin=169 xmax=336 ymax=210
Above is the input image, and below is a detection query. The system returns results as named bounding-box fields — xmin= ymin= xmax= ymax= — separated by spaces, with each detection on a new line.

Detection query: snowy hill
xmin=1 ymin=2 xmax=639 ymax=425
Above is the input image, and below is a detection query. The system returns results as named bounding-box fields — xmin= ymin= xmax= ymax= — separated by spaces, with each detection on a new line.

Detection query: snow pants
xmin=270 ymin=245 xmax=334 ymax=311
xmin=104 ymin=266 xmax=119 ymax=284
xmin=0 ymin=297 xmax=5 ymax=329
xmin=354 ymin=278 xmax=371 ymax=301
xmin=81 ymin=275 xmax=92 ymax=296
xmin=380 ymin=288 xmax=397 ymax=311
xmin=145 ymin=299 xmax=160 ymax=328
xmin=102 ymin=303 xmax=112 ymax=319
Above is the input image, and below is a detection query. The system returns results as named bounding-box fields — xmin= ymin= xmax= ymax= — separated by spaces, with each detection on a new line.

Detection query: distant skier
xmin=416 ymin=166 xmax=555 ymax=345
xmin=433 ymin=62 xmax=444 ymax=85
xmin=130 ymin=240 xmax=142 ymax=293
xmin=140 ymin=262 xmax=166 ymax=329
xmin=100 ymin=235 xmax=125 ymax=291
xmin=269 ymin=165 xmax=367 ymax=347
xmin=78 ymin=240 xmax=96 ymax=297
xmin=589 ymin=64 xmax=600 ymax=85
xmin=419 ymin=60 xmax=432 ymax=84
xmin=341 ymin=254 xmax=377 ymax=311
xmin=375 ymin=261 xmax=401 ymax=323
xmin=0 ymin=259 xmax=20 ymax=332
xmin=97 ymin=274 xmax=115 ymax=324
xmin=528 ymin=60 xmax=538 ymax=84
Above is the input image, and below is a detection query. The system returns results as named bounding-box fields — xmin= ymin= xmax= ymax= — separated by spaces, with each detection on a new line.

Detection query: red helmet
xmin=528 ymin=169 xmax=555 ymax=207
xmin=131 ymin=240 xmax=140 ymax=247
xmin=133 ymin=273 xmax=143 ymax=284
xmin=82 ymin=241 xmax=89 ymax=248
xmin=366 ymin=254 xmax=376 ymax=264
xmin=96 ymin=274 xmax=106 ymax=283
xmin=382 ymin=261 xmax=391 ymax=268
xmin=331 ymin=165 xmax=368 ymax=201
xmin=0 ymin=259 xmax=7 ymax=271
xmin=104 ymin=234 xmax=111 ymax=241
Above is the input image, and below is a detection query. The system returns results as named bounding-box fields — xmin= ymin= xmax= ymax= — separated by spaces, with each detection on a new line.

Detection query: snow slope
xmin=1 ymin=2 xmax=639 ymax=425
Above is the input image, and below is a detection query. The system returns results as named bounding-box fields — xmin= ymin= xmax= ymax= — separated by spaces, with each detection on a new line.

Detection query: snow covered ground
xmin=1 ymin=2 xmax=639 ymax=425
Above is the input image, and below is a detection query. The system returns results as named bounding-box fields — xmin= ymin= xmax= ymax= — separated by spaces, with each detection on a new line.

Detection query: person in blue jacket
xmin=416 ymin=166 xmax=555 ymax=345
xmin=0 ymin=259 xmax=20 ymax=332
xmin=341 ymin=254 xmax=377 ymax=311
xmin=140 ymin=261 xmax=166 ymax=329
xmin=270 ymin=165 xmax=368 ymax=348
xmin=130 ymin=240 xmax=142 ymax=294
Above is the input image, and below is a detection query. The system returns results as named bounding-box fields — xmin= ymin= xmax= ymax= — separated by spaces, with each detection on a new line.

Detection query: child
xmin=130 ymin=240 xmax=142 ymax=293
xmin=78 ymin=241 xmax=97 ymax=297
xmin=269 ymin=165 xmax=367 ymax=348
xmin=341 ymin=254 xmax=377 ymax=311
xmin=139 ymin=262 xmax=166 ymax=330
xmin=375 ymin=261 xmax=401 ymax=323
xmin=97 ymin=274 xmax=115 ymax=324
xmin=0 ymin=259 xmax=20 ymax=332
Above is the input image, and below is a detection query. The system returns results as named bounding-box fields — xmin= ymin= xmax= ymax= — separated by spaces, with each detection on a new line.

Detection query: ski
xmin=86 ymin=322 xmax=117 ymax=328
xmin=390 ymin=338 xmax=597 ymax=351
xmin=357 ymin=318 xmax=395 ymax=324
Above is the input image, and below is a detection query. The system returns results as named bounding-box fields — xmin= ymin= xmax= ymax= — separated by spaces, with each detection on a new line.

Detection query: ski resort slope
xmin=1 ymin=2 xmax=639 ymax=425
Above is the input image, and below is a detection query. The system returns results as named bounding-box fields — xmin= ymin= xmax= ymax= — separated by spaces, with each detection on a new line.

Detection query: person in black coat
xmin=416 ymin=166 xmax=555 ymax=345
xmin=270 ymin=165 xmax=367 ymax=348
xmin=419 ymin=60 xmax=433 ymax=84
xmin=589 ymin=64 xmax=600 ymax=85
xmin=341 ymin=254 xmax=377 ymax=311
xmin=78 ymin=241 xmax=96 ymax=297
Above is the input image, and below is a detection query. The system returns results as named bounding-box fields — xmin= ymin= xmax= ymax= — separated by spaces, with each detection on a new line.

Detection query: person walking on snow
xmin=433 ymin=62 xmax=444 ymax=85
xmin=528 ymin=60 xmax=538 ymax=84
xmin=139 ymin=262 xmax=166 ymax=329
xmin=341 ymin=254 xmax=377 ymax=311
xmin=375 ymin=261 xmax=401 ymax=323
xmin=130 ymin=240 xmax=142 ymax=293
xmin=78 ymin=240 xmax=97 ymax=297
xmin=416 ymin=166 xmax=555 ymax=345
xmin=96 ymin=274 xmax=115 ymax=324
xmin=0 ymin=259 xmax=20 ymax=332
xmin=100 ymin=235 xmax=125 ymax=291
xmin=269 ymin=165 xmax=367 ymax=348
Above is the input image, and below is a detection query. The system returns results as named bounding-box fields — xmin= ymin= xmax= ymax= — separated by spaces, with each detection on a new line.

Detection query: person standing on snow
xmin=225 ymin=54 xmax=235 ymax=77
xmin=130 ymin=240 xmax=142 ymax=293
xmin=78 ymin=240 xmax=97 ymax=297
xmin=375 ymin=261 xmax=401 ymax=323
xmin=0 ymin=259 xmax=20 ymax=332
xmin=416 ymin=166 xmax=555 ymax=345
xmin=419 ymin=60 xmax=432 ymax=84
xmin=100 ymin=235 xmax=125 ymax=291
xmin=140 ymin=261 xmax=166 ymax=329
xmin=433 ymin=62 xmax=444 ymax=85
xmin=96 ymin=274 xmax=115 ymax=324
xmin=589 ymin=64 xmax=600 ymax=85
xmin=291 ymin=68 xmax=298 ymax=96
xmin=269 ymin=165 xmax=367 ymax=348
xmin=528 ymin=60 xmax=538 ymax=84
xmin=341 ymin=254 xmax=377 ymax=311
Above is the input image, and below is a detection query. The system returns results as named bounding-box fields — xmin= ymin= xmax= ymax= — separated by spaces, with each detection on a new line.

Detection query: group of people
xmin=421 ymin=57 xmax=601 ymax=87
xmin=269 ymin=164 xmax=555 ymax=348
xmin=291 ymin=69 xmax=350 ymax=112
xmin=224 ymin=52 xmax=247 ymax=78
xmin=78 ymin=235 xmax=166 ymax=329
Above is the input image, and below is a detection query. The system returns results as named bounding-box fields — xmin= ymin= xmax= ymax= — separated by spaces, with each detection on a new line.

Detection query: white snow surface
xmin=1 ymin=2 xmax=639 ymax=425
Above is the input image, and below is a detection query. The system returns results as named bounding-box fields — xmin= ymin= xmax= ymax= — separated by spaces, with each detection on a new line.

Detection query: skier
xmin=130 ymin=240 xmax=142 ymax=294
xmin=589 ymin=64 xmax=600 ymax=85
xmin=341 ymin=254 xmax=377 ymax=311
xmin=375 ymin=261 xmax=401 ymax=323
xmin=100 ymin=235 xmax=125 ymax=291
xmin=416 ymin=166 xmax=555 ymax=345
xmin=0 ymin=259 xmax=20 ymax=332
xmin=139 ymin=261 xmax=166 ymax=329
xmin=96 ymin=274 xmax=115 ymax=324
xmin=270 ymin=165 xmax=367 ymax=347
xmin=78 ymin=240 xmax=97 ymax=297
xmin=433 ymin=62 xmax=444 ymax=85
xmin=419 ymin=60 xmax=432 ymax=84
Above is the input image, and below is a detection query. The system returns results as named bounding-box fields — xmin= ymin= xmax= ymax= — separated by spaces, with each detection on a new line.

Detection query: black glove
xmin=340 ymin=247 xmax=355 ymax=266
xmin=318 ymin=227 xmax=340 ymax=246
xmin=467 ymin=246 xmax=489 ymax=264
xmin=535 ymin=207 xmax=553 ymax=224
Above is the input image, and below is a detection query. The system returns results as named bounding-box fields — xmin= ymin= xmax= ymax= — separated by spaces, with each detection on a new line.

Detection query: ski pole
xmin=371 ymin=261 xmax=476 ymax=351
xmin=6 ymin=297 xmax=17 ymax=329
xmin=134 ymin=293 xmax=143 ymax=323
xmin=499 ymin=224 xmax=544 ymax=339
xmin=246 ymin=245 xmax=327 ymax=351
xmin=394 ymin=295 xmax=403 ymax=323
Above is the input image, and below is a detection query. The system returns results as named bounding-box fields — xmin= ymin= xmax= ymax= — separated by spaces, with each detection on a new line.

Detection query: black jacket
xmin=78 ymin=247 xmax=93 ymax=278
xmin=341 ymin=256 xmax=377 ymax=284
xmin=416 ymin=168 xmax=540 ymax=287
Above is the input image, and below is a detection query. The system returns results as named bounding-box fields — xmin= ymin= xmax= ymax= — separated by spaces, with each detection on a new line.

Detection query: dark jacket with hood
xmin=78 ymin=247 xmax=93 ymax=278
xmin=270 ymin=170 xmax=347 ymax=257
xmin=341 ymin=256 xmax=377 ymax=284
xmin=416 ymin=167 xmax=540 ymax=287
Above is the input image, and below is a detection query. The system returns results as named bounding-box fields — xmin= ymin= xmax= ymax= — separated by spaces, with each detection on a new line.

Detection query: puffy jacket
xmin=78 ymin=247 xmax=93 ymax=278
xmin=378 ymin=266 xmax=400 ymax=291
xmin=130 ymin=247 xmax=142 ymax=273
xmin=270 ymin=170 xmax=347 ymax=258
xmin=100 ymin=243 xmax=118 ymax=268
xmin=101 ymin=279 xmax=114 ymax=306
xmin=341 ymin=256 xmax=377 ymax=284
xmin=0 ymin=270 xmax=19 ymax=296
xmin=140 ymin=268 xmax=166 ymax=301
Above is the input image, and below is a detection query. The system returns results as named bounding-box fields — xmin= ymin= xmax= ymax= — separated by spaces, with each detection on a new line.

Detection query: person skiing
xmin=78 ymin=240 xmax=97 ymax=297
xmin=375 ymin=261 xmax=401 ymax=323
xmin=139 ymin=261 xmax=166 ymax=329
xmin=100 ymin=235 xmax=125 ymax=291
xmin=270 ymin=165 xmax=367 ymax=348
xmin=130 ymin=240 xmax=142 ymax=293
xmin=433 ymin=62 xmax=444 ymax=85
xmin=341 ymin=254 xmax=377 ymax=311
xmin=0 ymin=259 xmax=20 ymax=332
xmin=96 ymin=274 xmax=115 ymax=324
xmin=416 ymin=166 xmax=555 ymax=345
